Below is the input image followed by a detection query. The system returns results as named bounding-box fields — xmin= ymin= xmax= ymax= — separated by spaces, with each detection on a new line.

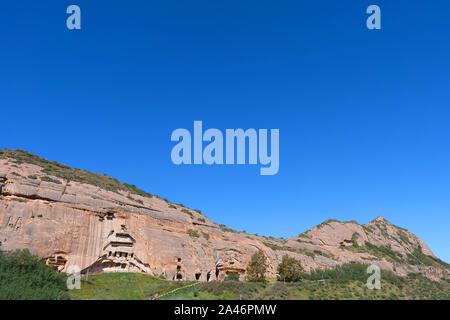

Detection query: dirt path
xmin=152 ymin=282 xmax=200 ymax=300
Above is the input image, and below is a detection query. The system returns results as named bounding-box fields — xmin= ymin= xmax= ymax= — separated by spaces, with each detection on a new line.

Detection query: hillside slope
xmin=0 ymin=149 xmax=448 ymax=282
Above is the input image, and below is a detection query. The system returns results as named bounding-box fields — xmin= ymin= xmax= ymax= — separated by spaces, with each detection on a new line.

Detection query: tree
xmin=0 ymin=249 xmax=69 ymax=300
xmin=246 ymin=250 xmax=267 ymax=282
xmin=277 ymin=254 xmax=304 ymax=282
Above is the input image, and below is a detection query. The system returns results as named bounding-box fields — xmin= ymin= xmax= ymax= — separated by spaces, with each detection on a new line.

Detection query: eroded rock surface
xmin=0 ymin=151 xmax=448 ymax=282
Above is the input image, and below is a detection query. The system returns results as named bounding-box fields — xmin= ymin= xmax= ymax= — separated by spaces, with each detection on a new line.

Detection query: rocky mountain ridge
xmin=0 ymin=149 xmax=448 ymax=282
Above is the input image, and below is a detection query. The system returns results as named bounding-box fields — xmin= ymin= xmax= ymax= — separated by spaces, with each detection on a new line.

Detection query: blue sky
xmin=1 ymin=1 xmax=449 ymax=262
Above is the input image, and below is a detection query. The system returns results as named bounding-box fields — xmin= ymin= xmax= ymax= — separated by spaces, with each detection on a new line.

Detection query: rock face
xmin=0 ymin=150 xmax=449 ymax=282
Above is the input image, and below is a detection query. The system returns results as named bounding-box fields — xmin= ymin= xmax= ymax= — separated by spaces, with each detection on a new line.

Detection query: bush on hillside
xmin=246 ymin=251 xmax=268 ymax=282
xmin=277 ymin=254 xmax=304 ymax=282
xmin=0 ymin=249 xmax=69 ymax=300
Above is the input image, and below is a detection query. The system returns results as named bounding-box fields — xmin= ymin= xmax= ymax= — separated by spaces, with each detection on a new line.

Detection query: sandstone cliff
xmin=0 ymin=149 xmax=448 ymax=282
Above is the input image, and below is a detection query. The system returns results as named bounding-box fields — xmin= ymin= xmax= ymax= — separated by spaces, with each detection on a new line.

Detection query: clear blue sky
xmin=1 ymin=1 xmax=449 ymax=262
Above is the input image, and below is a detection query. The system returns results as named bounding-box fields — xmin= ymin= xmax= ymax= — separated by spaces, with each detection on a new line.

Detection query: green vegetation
xmin=218 ymin=224 xmax=238 ymax=233
xmin=0 ymin=249 xmax=69 ymax=300
xmin=316 ymin=219 xmax=360 ymax=230
xmin=69 ymin=272 xmax=195 ymax=300
xmin=181 ymin=208 xmax=193 ymax=218
xmin=198 ymin=218 xmax=206 ymax=223
xmin=246 ymin=251 xmax=268 ymax=282
xmin=198 ymin=281 xmax=264 ymax=300
xmin=0 ymin=149 xmax=154 ymax=198
xmin=397 ymin=230 xmax=411 ymax=245
xmin=307 ymin=262 xmax=375 ymax=282
xmin=224 ymin=272 xmax=240 ymax=281
xmin=297 ymin=232 xmax=311 ymax=239
xmin=343 ymin=242 xmax=449 ymax=270
xmin=262 ymin=241 xmax=319 ymax=258
xmin=3 ymin=251 xmax=440 ymax=301
xmin=277 ymin=255 xmax=304 ymax=282
xmin=41 ymin=176 xmax=62 ymax=184
xmin=341 ymin=242 xmax=405 ymax=263
xmin=201 ymin=232 xmax=210 ymax=240
xmin=406 ymin=246 xmax=440 ymax=267
xmin=351 ymin=232 xmax=360 ymax=242
xmin=67 ymin=264 xmax=450 ymax=300
xmin=316 ymin=219 xmax=340 ymax=229
xmin=187 ymin=229 xmax=200 ymax=238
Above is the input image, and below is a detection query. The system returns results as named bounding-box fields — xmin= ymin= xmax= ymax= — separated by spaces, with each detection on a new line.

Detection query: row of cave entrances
xmin=175 ymin=257 xmax=218 ymax=282
xmin=176 ymin=267 xmax=215 ymax=281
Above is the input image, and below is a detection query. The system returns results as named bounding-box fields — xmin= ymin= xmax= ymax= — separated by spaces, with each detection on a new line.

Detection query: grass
xmin=405 ymin=246 xmax=446 ymax=267
xmin=0 ymin=149 xmax=154 ymax=198
xmin=341 ymin=242 xmax=405 ymax=264
xmin=187 ymin=229 xmax=200 ymax=238
xmin=68 ymin=266 xmax=450 ymax=300
xmin=0 ymin=249 xmax=69 ymax=300
xmin=69 ymin=273 xmax=196 ymax=300
xmin=181 ymin=209 xmax=193 ymax=218
xmin=316 ymin=219 xmax=340 ymax=229
xmin=218 ymin=224 xmax=238 ymax=233
xmin=202 ymin=232 xmax=210 ymax=240
xmin=41 ymin=176 xmax=62 ymax=184
xmin=262 ymin=241 xmax=318 ymax=258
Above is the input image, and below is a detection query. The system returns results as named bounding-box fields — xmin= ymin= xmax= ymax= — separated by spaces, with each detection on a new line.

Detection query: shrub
xmin=0 ymin=249 xmax=69 ymax=300
xmin=307 ymin=262 xmax=369 ymax=283
xmin=198 ymin=281 xmax=264 ymax=299
xmin=224 ymin=272 xmax=240 ymax=281
xmin=277 ymin=254 xmax=304 ymax=282
xmin=246 ymin=251 xmax=267 ymax=282
xmin=187 ymin=229 xmax=200 ymax=238
xmin=202 ymin=232 xmax=210 ymax=240
xmin=258 ymin=282 xmax=290 ymax=300
xmin=406 ymin=246 xmax=435 ymax=266
xmin=41 ymin=176 xmax=62 ymax=184
xmin=182 ymin=209 xmax=193 ymax=218
xmin=219 ymin=224 xmax=237 ymax=233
